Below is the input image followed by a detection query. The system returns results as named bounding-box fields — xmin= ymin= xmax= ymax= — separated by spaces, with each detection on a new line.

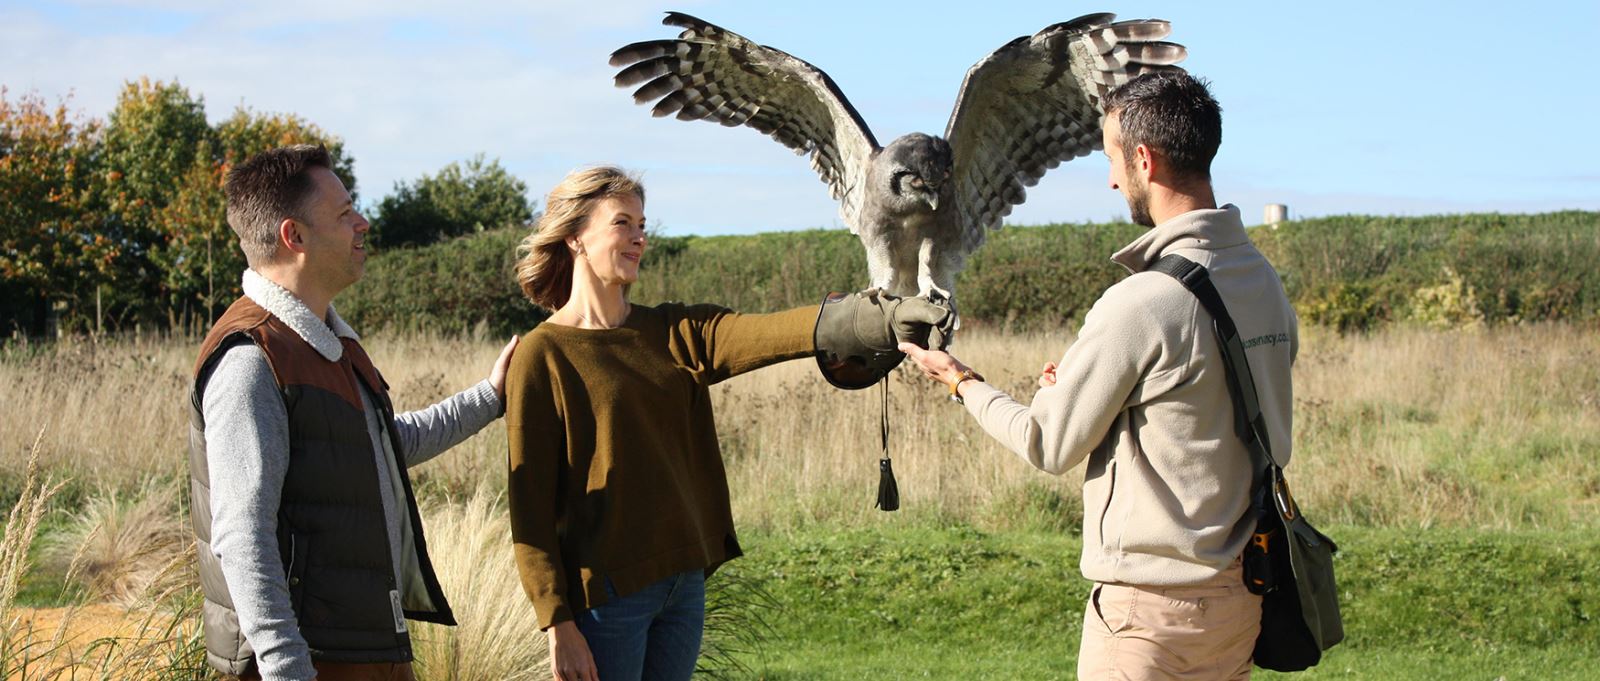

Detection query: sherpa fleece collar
xmin=1110 ymin=204 xmax=1249 ymax=274
xmin=241 ymin=269 xmax=359 ymax=362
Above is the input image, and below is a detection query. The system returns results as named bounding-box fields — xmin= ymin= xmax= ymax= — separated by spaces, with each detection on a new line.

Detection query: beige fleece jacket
xmin=961 ymin=204 xmax=1298 ymax=586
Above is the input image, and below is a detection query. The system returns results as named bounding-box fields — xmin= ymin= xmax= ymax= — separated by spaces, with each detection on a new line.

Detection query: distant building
xmin=1264 ymin=203 xmax=1289 ymax=227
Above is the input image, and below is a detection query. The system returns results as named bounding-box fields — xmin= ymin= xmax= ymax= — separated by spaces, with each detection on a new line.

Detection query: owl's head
xmin=880 ymin=133 xmax=952 ymax=213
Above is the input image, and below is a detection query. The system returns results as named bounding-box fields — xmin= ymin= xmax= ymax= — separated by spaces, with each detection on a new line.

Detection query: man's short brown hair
xmin=224 ymin=145 xmax=332 ymax=266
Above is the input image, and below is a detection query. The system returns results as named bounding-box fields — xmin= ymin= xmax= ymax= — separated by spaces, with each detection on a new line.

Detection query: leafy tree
xmin=0 ymin=89 xmax=113 ymax=336
xmin=96 ymin=78 xmax=213 ymax=328
xmin=0 ymin=78 xmax=363 ymax=337
xmin=0 ymin=78 xmax=366 ymax=336
xmin=101 ymin=78 xmax=210 ymax=221
xmin=213 ymin=107 xmax=356 ymax=193
xmin=370 ymin=154 xmax=533 ymax=249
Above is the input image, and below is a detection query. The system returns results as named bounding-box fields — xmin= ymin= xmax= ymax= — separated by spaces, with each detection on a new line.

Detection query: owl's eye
xmin=909 ymin=176 xmax=925 ymax=189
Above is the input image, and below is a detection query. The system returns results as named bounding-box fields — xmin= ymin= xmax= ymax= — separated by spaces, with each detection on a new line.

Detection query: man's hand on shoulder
xmin=490 ymin=336 xmax=520 ymax=402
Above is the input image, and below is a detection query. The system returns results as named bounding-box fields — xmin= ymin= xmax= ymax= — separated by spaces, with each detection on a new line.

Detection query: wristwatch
xmin=948 ymin=369 xmax=983 ymax=404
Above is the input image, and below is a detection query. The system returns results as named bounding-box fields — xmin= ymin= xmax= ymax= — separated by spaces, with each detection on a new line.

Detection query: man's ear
xmin=1134 ymin=144 xmax=1156 ymax=182
xmin=279 ymin=218 xmax=308 ymax=255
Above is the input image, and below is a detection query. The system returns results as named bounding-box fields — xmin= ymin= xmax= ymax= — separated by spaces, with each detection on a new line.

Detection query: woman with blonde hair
xmin=505 ymin=166 xmax=953 ymax=681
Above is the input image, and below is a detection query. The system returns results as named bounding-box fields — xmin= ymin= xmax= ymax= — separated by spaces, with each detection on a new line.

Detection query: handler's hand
xmin=549 ymin=621 xmax=599 ymax=681
xmin=1039 ymin=361 xmax=1058 ymax=388
xmin=898 ymin=342 xmax=974 ymax=388
xmin=489 ymin=335 xmax=520 ymax=402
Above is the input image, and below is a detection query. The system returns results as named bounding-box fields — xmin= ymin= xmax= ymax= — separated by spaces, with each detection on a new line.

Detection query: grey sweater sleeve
xmin=202 ymin=344 xmax=316 ymax=681
xmin=391 ymin=380 xmax=502 ymax=468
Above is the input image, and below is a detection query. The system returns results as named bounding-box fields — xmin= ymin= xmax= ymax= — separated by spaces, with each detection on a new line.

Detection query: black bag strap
xmin=1147 ymin=254 xmax=1279 ymax=477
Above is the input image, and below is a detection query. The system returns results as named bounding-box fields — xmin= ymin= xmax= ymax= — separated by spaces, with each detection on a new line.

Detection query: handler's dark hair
xmin=1102 ymin=71 xmax=1222 ymax=182
xmin=224 ymin=144 xmax=333 ymax=266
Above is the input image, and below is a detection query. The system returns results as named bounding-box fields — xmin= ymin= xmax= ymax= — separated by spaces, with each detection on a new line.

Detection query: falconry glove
xmin=814 ymin=289 xmax=956 ymax=389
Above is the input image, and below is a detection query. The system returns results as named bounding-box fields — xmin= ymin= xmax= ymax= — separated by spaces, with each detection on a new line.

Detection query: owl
xmin=610 ymin=12 xmax=1186 ymax=310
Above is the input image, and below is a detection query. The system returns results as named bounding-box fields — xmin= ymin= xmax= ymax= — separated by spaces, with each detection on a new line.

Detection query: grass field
xmin=731 ymin=524 xmax=1600 ymax=679
xmin=2 ymin=321 xmax=1598 ymax=678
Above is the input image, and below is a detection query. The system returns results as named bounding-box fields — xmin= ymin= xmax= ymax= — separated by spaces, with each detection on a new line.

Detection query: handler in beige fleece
xmin=903 ymin=72 xmax=1297 ymax=680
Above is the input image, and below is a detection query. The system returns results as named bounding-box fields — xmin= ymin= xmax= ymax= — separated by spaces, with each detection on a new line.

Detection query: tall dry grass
xmin=1 ymin=428 xmax=74 ymax=679
xmin=0 ymin=334 xmax=194 ymax=506
xmin=0 ymin=428 xmax=208 ymax=679
xmin=0 ymin=330 xmax=512 ymax=507
xmin=5 ymin=323 xmax=1598 ymax=534
xmin=50 ymin=477 xmax=191 ymax=608
xmin=2 ymin=429 xmax=61 ymax=618
xmin=713 ymin=331 xmax=1079 ymax=531
xmin=409 ymin=486 xmax=548 ymax=681
xmin=1289 ymin=323 xmax=1600 ymax=529
xmin=712 ymin=323 xmax=1600 ymax=531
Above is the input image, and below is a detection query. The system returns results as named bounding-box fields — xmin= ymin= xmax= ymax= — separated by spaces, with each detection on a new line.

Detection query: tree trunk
xmin=207 ymin=234 xmax=216 ymax=324
xmin=30 ymin=291 xmax=48 ymax=338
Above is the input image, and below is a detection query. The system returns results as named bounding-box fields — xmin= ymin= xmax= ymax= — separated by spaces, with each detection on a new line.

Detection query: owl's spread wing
xmin=944 ymin=13 xmax=1186 ymax=253
xmin=611 ymin=12 xmax=880 ymax=232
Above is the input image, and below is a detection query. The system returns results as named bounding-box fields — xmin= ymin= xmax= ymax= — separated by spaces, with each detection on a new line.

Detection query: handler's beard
xmin=1123 ymin=159 xmax=1155 ymax=228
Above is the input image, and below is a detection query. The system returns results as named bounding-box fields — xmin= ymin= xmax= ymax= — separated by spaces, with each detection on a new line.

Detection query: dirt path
xmin=4 ymin=604 xmax=176 ymax=678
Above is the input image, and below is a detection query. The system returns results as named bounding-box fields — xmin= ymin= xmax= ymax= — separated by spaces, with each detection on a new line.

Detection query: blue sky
xmin=2 ymin=0 xmax=1596 ymax=236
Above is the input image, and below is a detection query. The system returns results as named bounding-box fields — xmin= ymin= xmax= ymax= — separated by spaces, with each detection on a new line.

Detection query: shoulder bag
xmin=1150 ymin=254 xmax=1344 ymax=672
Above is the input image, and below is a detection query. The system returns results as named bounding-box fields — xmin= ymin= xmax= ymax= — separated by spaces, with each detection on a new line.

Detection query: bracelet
xmin=948 ymin=369 xmax=982 ymax=404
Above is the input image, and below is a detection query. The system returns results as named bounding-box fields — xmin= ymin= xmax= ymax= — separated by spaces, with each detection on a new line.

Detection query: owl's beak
xmin=925 ymin=193 xmax=939 ymax=212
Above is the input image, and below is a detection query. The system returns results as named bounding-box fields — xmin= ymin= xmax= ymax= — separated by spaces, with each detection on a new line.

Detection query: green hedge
xmin=339 ymin=211 xmax=1600 ymax=335
xmin=1253 ymin=211 xmax=1600 ymax=331
xmin=633 ymin=229 xmax=867 ymax=314
xmin=339 ymin=226 xmax=539 ymax=336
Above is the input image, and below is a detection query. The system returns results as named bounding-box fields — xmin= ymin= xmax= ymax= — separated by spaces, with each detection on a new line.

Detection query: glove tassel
xmin=875 ymin=378 xmax=899 ymax=511
xmin=876 ymin=457 xmax=900 ymax=512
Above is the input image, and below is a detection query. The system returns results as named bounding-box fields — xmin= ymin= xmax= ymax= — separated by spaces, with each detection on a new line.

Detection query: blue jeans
xmin=576 ymin=570 xmax=706 ymax=681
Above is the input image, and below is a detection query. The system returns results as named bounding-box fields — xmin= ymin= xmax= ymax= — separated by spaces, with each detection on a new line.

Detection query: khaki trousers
xmin=238 ymin=661 xmax=416 ymax=681
xmin=1077 ymin=562 xmax=1261 ymax=680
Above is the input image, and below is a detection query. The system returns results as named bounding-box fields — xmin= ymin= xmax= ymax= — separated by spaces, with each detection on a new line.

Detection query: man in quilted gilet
xmin=188 ymin=145 xmax=519 ymax=681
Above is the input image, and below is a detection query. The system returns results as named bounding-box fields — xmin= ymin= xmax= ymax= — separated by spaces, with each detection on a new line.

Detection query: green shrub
xmin=1406 ymin=267 xmax=1485 ymax=328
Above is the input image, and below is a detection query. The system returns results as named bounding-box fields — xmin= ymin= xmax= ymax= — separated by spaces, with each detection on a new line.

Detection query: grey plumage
xmin=610 ymin=11 xmax=1186 ymax=308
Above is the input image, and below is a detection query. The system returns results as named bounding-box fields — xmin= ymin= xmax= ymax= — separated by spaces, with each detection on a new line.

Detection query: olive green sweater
xmin=506 ymin=302 xmax=815 ymax=629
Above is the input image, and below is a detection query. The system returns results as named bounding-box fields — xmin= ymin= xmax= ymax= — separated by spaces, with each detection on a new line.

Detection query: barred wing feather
xmin=610 ymin=12 xmax=881 ymax=232
xmin=944 ymin=14 xmax=1186 ymax=253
